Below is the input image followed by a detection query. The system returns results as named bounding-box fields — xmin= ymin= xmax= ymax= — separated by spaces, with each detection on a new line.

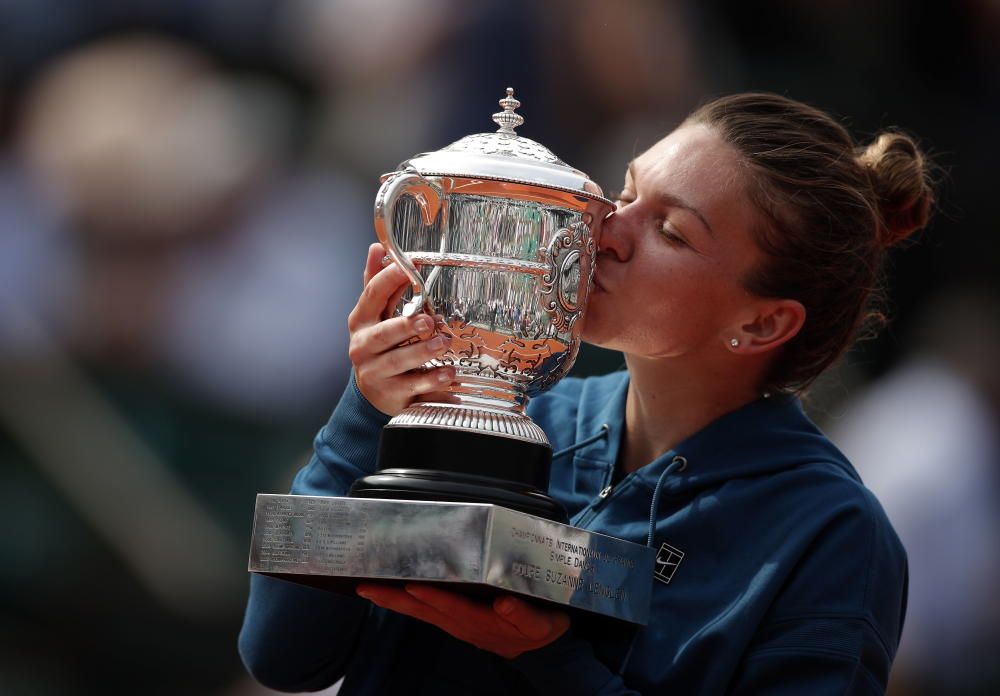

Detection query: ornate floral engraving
xmin=442 ymin=132 xmax=564 ymax=165
xmin=538 ymin=221 xmax=595 ymax=333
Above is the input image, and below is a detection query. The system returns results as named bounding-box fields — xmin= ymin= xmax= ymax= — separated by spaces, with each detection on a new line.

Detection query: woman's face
xmin=583 ymin=123 xmax=764 ymax=358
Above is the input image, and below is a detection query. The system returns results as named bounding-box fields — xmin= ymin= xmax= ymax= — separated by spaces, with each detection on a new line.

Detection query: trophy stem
xmin=348 ymin=400 xmax=567 ymax=522
xmin=349 ymin=469 xmax=567 ymax=522
xmin=445 ymin=373 xmax=530 ymax=414
xmin=386 ymin=398 xmax=548 ymax=445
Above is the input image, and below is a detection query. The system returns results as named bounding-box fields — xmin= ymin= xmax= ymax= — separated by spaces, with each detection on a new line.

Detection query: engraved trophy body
xmin=247 ymin=90 xmax=655 ymax=625
xmin=349 ymin=89 xmax=614 ymax=522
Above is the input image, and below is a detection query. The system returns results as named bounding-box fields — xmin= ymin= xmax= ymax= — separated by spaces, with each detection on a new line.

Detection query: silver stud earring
xmin=730 ymin=338 xmax=740 ymax=348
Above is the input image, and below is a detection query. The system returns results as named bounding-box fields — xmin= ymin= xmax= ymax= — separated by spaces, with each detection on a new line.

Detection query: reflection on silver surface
xmin=372 ymin=88 xmax=613 ymax=445
xmin=392 ymin=193 xmax=589 ymax=394
xmin=379 ymin=187 xmax=599 ymax=442
xmin=249 ymin=494 xmax=654 ymax=624
xmin=402 ymin=88 xmax=611 ymax=204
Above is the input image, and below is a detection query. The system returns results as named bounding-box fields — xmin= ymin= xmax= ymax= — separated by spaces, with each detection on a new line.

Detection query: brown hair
xmin=685 ymin=93 xmax=934 ymax=393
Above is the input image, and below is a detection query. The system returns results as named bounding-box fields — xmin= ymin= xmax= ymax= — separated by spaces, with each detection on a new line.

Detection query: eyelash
xmin=658 ymin=220 xmax=686 ymax=245
xmin=662 ymin=229 xmax=687 ymax=246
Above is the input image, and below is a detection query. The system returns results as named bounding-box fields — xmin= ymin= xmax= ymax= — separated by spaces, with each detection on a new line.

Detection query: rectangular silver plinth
xmin=249 ymin=494 xmax=654 ymax=625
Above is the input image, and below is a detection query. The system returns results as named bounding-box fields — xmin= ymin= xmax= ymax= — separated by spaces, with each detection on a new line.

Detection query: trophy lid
xmin=394 ymin=88 xmax=613 ymax=207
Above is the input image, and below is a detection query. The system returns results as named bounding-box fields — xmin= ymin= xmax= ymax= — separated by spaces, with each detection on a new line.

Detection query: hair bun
xmin=857 ymin=131 xmax=934 ymax=248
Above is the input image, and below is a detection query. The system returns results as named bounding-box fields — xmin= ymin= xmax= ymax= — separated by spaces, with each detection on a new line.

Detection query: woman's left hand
xmin=356 ymin=583 xmax=570 ymax=659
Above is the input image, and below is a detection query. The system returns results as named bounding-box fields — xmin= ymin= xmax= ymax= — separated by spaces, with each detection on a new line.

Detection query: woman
xmin=239 ymin=93 xmax=933 ymax=694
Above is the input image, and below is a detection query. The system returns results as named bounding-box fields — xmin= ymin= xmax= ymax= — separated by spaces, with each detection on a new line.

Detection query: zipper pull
xmin=575 ymin=482 xmax=614 ymax=529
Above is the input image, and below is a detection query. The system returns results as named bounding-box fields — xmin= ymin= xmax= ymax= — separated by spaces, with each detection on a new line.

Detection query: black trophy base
xmin=350 ymin=468 xmax=568 ymax=522
xmin=348 ymin=424 xmax=568 ymax=523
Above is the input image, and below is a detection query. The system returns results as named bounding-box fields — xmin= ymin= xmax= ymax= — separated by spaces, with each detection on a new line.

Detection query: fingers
xmin=368 ymin=314 xmax=436 ymax=355
xmin=493 ymin=596 xmax=565 ymax=641
xmin=348 ymin=314 xmax=432 ymax=371
xmin=396 ymin=585 xmax=528 ymax=647
xmin=357 ymin=584 xmax=454 ymax=627
xmin=383 ymin=277 xmax=411 ymax=321
xmin=357 ymin=584 xmax=570 ymax=660
xmin=350 ymin=314 xmax=455 ymax=413
xmin=404 ymin=585 xmax=502 ymax=624
xmin=401 ymin=585 xmax=560 ymax=644
xmin=357 ymin=584 xmax=503 ymax=645
xmin=363 ymin=243 xmax=386 ymax=287
xmin=348 ymin=262 xmax=411 ymax=331
xmin=388 ymin=366 xmax=457 ymax=397
xmin=362 ymin=244 xmax=416 ymax=320
xmin=358 ymin=333 xmax=450 ymax=380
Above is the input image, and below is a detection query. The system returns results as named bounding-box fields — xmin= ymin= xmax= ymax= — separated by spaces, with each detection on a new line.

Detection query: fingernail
xmin=437 ymin=369 xmax=453 ymax=383
xmin=428 ymin=335 xmax=446 ymax=349
xmin=415 ymin=316 xmax=433 ymax=332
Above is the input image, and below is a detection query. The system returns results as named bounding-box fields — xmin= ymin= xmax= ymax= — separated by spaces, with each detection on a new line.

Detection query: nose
xmin=597 ymin=209 xmax=632 ymax=261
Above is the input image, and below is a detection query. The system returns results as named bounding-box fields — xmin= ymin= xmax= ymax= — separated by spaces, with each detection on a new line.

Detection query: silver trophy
xmin=349 ymin=88 xmax=614 ymax=521
xmin=249 ymin=90 xmax=654 ymax=624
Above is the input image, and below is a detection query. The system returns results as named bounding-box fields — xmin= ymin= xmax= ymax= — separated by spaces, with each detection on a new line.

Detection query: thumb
xmin=363 ymin=243 xmax=387 ymax=287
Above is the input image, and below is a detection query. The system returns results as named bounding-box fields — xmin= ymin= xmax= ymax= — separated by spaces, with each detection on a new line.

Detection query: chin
xmin=580 ymin=323 xmax=618 ymax=351
xmin=582 ymin=294 xmax=632 ymax=350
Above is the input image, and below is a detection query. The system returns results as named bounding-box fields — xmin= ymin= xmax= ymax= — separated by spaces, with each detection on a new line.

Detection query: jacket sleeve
xmin=238 ymin=374 xmax=390 ymax=692
xmin=727 ymin=615 xmax=892 ymax=695
xmin=727 ymin=481 xmax=906 ymax=696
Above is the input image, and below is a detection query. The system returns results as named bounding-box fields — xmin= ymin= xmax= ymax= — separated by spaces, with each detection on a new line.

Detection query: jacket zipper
xmin=575 ymin=472 xmax=626 ymax=529
xmin=576 ymin=454 xmax=688 ymax=530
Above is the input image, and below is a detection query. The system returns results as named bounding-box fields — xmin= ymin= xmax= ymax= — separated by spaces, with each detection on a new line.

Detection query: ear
xmin=731 ymin=299 xmax=806 ymax=355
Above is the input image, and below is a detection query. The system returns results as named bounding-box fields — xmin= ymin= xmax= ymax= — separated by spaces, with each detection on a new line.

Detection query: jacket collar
xmin=574 ymin=371 xmax=630 ymax=466
xmin=570 ymin=371 xmax=858 ymax=494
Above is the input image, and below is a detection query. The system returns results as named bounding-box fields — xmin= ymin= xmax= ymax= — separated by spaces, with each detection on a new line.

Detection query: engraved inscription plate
xmin=485 ymin=506 xmax=651 ymax=625
xmin=251 ymin=495 xmax=489 ymax=582
xmin=249 ymin=495 xmax=654 ymax=625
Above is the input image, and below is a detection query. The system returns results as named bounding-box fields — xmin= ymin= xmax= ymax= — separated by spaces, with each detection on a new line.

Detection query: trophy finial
xmin=492 ymin=87 xmax=524 ymax=134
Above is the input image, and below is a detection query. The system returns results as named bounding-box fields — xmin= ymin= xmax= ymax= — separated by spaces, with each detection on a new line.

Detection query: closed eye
xmin=660 ymin=222 xmax=688 ymax=246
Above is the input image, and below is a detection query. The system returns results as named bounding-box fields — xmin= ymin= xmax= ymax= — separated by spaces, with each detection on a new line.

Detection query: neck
xmin=619 ymin=353 xmax=762 ymax=474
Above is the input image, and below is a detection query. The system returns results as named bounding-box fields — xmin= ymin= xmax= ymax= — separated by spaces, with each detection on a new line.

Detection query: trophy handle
xmin=374 ymin=170 xmax=442 ymax=317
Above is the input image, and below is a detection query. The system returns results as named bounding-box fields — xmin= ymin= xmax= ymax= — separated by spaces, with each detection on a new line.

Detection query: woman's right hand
xmin=347 ymin=243 xmax=456 ymax=416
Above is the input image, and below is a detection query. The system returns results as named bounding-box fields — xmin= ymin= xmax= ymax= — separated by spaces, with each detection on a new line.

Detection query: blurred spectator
xmin=829 ymin=288 xmax=1000 ymax=695
xmin=8 ymin=34 xmax=369 ymax=418
xmin=0 ymin=33 xmax=367 ymax=695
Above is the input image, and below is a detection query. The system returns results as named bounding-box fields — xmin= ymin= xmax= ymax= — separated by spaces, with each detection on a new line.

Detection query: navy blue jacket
xmin=239 ymin=371 xmax=907 ymax=694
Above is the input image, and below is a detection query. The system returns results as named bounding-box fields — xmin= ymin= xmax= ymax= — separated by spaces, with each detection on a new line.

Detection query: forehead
xmin=631 ymin=123 xmax=745 ymax=207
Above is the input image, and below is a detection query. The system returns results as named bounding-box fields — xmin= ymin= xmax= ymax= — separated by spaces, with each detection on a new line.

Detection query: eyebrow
xmin=627 ymin=161 xmax=716 ymax=238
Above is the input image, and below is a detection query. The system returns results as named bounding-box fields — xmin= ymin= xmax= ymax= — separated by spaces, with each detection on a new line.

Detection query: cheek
xmin=640 ymin=261 xmax=744 ymax=342
xmin=654 ymin=258 xmax=726 ymax=312
xmin=582 ymin=249 xmax=751 ymax=354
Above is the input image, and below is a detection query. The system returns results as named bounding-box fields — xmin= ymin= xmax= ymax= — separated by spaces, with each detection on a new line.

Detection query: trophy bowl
xmin=350 ymin=89 xmax=615 ymax=521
